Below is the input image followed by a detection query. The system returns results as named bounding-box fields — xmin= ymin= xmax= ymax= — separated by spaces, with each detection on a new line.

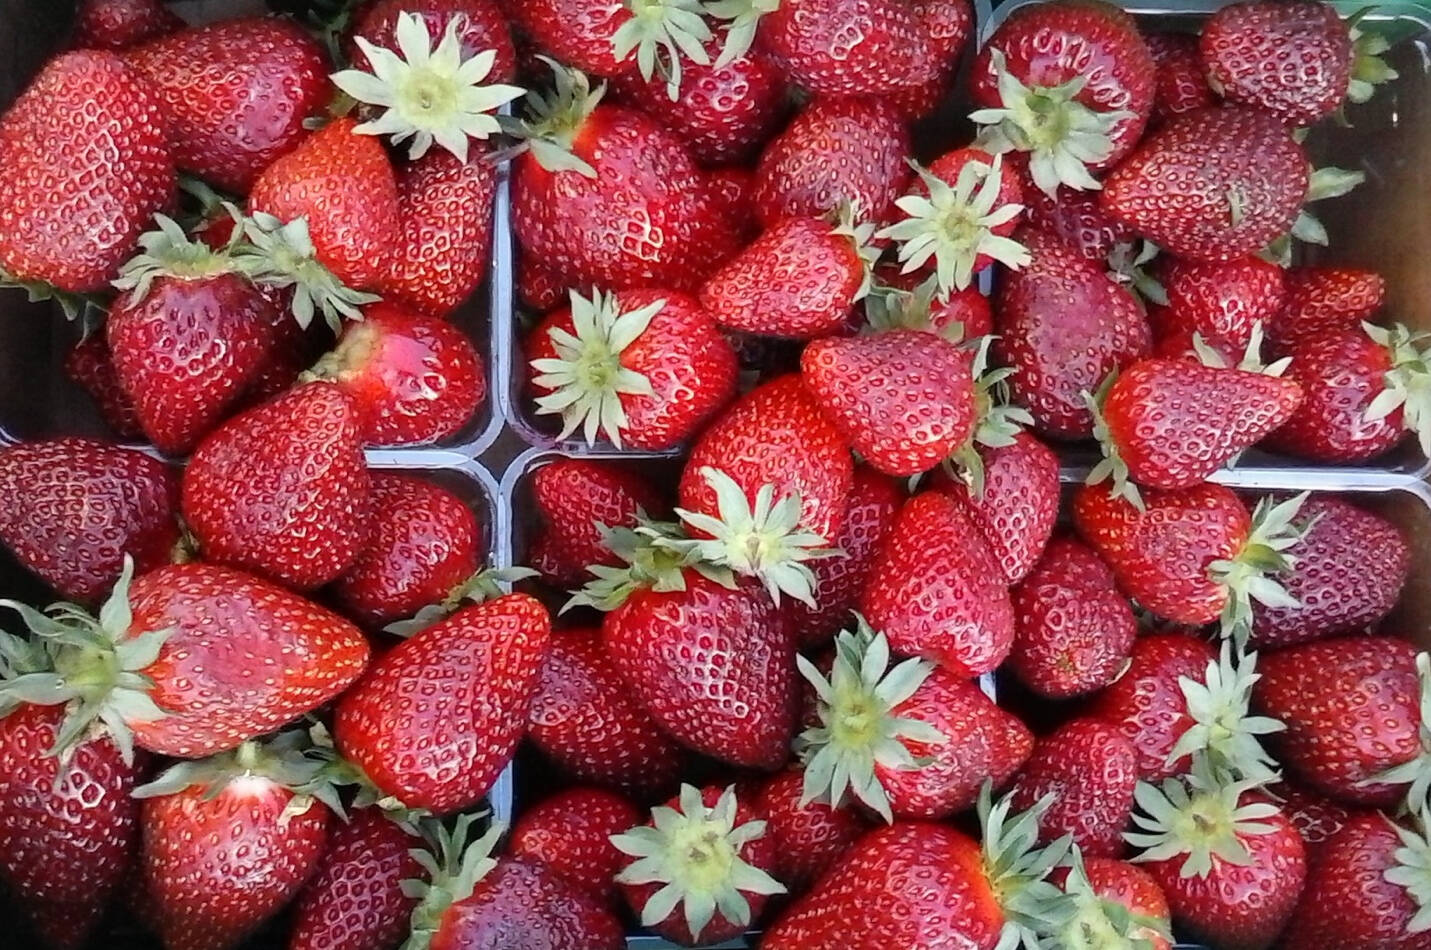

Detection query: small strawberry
xmin=182 ymin=381 xmax=372 ymax=591
xmin=1149 ymin=255 xmax=1287 ymax=348
xmin=756 ymin=770 xmax=864 ymax=896
xmin=1053 ymin=854 xmax=1174 ymax=950
xmin=1009 ymin=718 xmax=1138 ymax=857
xmin=1019 ymin=175 xmax=1136 ymax=262
xmin=1100 ymin=106 xmax=1309 ymax=262
xmin=334 ymin=593 xmax=551 ymax=814
xmin=867 ymin=269 xmax=994 ymax=342
xmin=0 ymin=438 xmax=178 ymax=605
xmin=1266 ymin=265 xmax=1385 ymax=353
xmin=527 ymin=458 xmax=665 ymax=589
xmin=510 ymin=787 xmax=639 ymax=904
xmin=72 ymin=0 xmax=183 ymax=50
xmin=519 ymin=258 xmax=574 ymax=313
xmin=1145 ymin=32 xmax=1215 ymax=122
xmin=1273 ymin=779 xmax=1356 ymax=854
xmin=348 ymin=0 xmax=517 ymax=83
xmin=613 ymin=783 xmax=786 ymax=944
xmin=706 ymin=165 xmax=759 ymax=242
xmin=527 ymin=287 xmax=737 ymax=449
xmin=64 ymin=334 xmax=145 ymax=440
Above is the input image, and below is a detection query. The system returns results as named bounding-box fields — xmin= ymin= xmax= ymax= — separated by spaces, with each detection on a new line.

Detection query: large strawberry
xmin=510 ymin=787 xmax=638 ymax=904
xmin=1145 ymin=32 xmax=1215 ymax=122
xmin=1009 ymin=718 xmax=1137 ymax=858
xmin=334 ymin=592 xmax=550 ymax=813
xmin=527 ymin=287 xmax=737 ymax=449
xmin=1266 ymin=265 xmax=1385 ymax=352
xmin=1100 ymin=106 xmax=1308 ymax=262
xmin=1149 ymin=255 xmax=1287 ymax=348
xmin=0 ymin=50 xmax=173 ymax=293
xmin=970 ymin=0 xmax=1155 ymax=195
xmin=72 ymin=0 xmax=183 ymax=50
xmin=0 ymin=438 xmax=177 ymax=605
xmin=125 ymin=18 xmax=329 ymax=193
xmin=526 ymin=458 xmax=665 ymax=589
xmin=756 ymin=770 xmax=864 ymax=896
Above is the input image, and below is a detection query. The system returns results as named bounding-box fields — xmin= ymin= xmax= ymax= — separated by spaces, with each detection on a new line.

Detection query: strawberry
xmin=1274 ymin=779 xmax=1356 ymax=854
xmin=1009 ymin=718 xmax=1137 ymax=857
xmin=613 ymin=783 xmax=785 ymax=944
xmin=701 ymin=212 xmax=877 ymax=339
xmin=1254 ymin=637 xmax=1426 ymax=808
xmin=1149 ymin=255 xmax=1287 ymax=348
xmin=134 ymin=734 xmax=335 ymax=950
xmin=1100 ymin=106 xmax=1309 ymax=262
xmin=860 ymin=490 xmax=1015 ymax=677
xmin=1278 ymin=810 xmax=1431 ymax=949
xmin=0 ymin=50 xmax=173 ymax=293
xmin=970 ymin=0 xmax=1155 ymax=195
xmin=510 ymin=786 xmax=639 ymax=904
xmin=749 ymin=96 xmax=912 ymax=229
xmin=519 ymin=258 xmax=574 ymax=313
xmin=796 ymin=620 xmax=1033 ymax=821
xmin=1145 ymin=32 xmax=1215 ymax=122
xmin=756 ymin=770 xmax=864 ymax=896
xmin=526 ymin=459 xmax=664 ymax=589
xmin=64 ymin=334 xmax=145 ymax=440
xmin=348 ymin=0 xmax=517 ymax=83
xmin=330 ymin=473 xmax=483 ymax=629
xmin=1201 ymin=0 xmax=1352 ymax=127
xmin=1128 ymin=778 xmax=1306 ymax=950
xmin=72 ymin=0 xmax=183 ymax=50
xmin=0 ymin=438 xmax=178 ymax=605
xmin=306 ymin=302 xmax=485 ymax=446
xmin=288 ymin=807 xmax=422 ymax=950
xmin=993 ymin=227 xmax=1151 ymax=440
xmin=527 ymin=627 xmax=685 ymax=798
xmin=512 ymin=0 xmax=711 ymax=83
xmin=511 ymin=62 xmax=737 ymax=293
xmin=334 ymin=593 xmax=550 ymax=813
xmin=126 ymin=18 xmax=329 ymax=194
xmin=1250 ymin=495 xmax=1408 ymax=649
xmin=1266 ymin=265 xmax=1385 ymax=353
xmin=1019 ymin=175 xmax=1135 ymax=262
xmin=1266 ymin=323 xmax=1431 ymax=461
xmin=868 ymin=268 xmax=994 ymax=341
xmin=527 ymin=287 xmax=737 ymax=449
xmin=1054 ymin=855 xmax=1174 ymax=950
xmin=1007 ymin=535 xmax=1138 ymax=699
xmin=182 ymin=381 xmax=372 ymax=590
xmin=706 ymin=165 xmax=758 ymax=242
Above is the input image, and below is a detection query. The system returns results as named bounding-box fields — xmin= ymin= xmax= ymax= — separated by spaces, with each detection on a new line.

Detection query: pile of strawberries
xmin=0 ymin=0 xmax=1428 ymax=948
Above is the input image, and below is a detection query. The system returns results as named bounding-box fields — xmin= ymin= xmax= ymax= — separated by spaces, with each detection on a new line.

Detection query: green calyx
xmin=508 ymin=58 xmax=604 ymax=177
xmin=939 ymin=335 xmax=1033 ymax=498
xmin=969 ymin=48 xmax=1135 ymax=198
xmin=230 ymin=207 xmax=379 ymax=333
xmin=1126 ymin=771 xmax=1280 ymax=879
xmin=1367 ymin=651 xmax=1431 ymax=815
xmin=112 ymin=213 xmax=240 ymax=303
xmin=1191 ymin=322 xmax=1291 ymax=377
xmin=1054 ymin=848 xmax=1174 ymax=950
xmin=530 ymin=288 xmax=663 ymax=448
xmin=565 ymin=516 xmax=735 ymax=613
xmin=0 ymin=556 xmax=170 ymax=767
xmin=384 ymin=566 xmax=540 ymax=637
xmin=794 ymin=617 xmax=946 ymax=824
xmin=830 ymin=202 xmax=880 ymax=302
xmin=1363 ymin=321 xmax=1431 ymax=458
xmin=1347 ymin=9 xmax=1400 ymax=106
xmin=1263 ymin=163 xmax=1365 ymax=265
xmin=611 ymin=784 xmax=786 ymax=942
xmin=1083 ymin=370 xmax=1141 ymax=512
xmin=613 ymin=0 xmax=714 ymax=99
xmin=1169 ymin=642 xmax=1285 ymax=786
xmin=1207 ymin=492 xmax=1314 ymax=649
xmin=1385 ymin=809 xmax=1431 ymax=935
xmin=1106 ymin=240 xmax=1168 ymax=307
xmin=979 ymin=782 xmax=1079 ymax=949
xmin=877 ymin=154 xmax=1030 ymax=298
xmin=707 ymin=0 xmax=780 ymax=67
xmin=402 ymin=811 xmax=502 ymax=950
xmin=864 ymin=274 xmax=966 ymax=343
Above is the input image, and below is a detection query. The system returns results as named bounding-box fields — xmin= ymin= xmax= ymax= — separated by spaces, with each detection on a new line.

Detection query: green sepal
xmin=1384 ymin=808 xmax=1431 ymax=934
xmin=610 ymin=0 xmax=714 ymax=99
xmin=979 ymin=781 xmax=1080 ymax=949
xmin=707 ymin=0 xmax=780 ymax=67
xmin=230 ymin=207 xmax=379 ymax=333
xmin=0 ymin=267 xmax=108 ymax=324
xmin=112 ymin=212 xmax=241 ymax=304
xmin=1362 ymin=321 xmax=1431 ymax=459
xmin=1126 ymin=769 xmax=1281 ymax=879
xmin=1367 ymin=651 xmax=1431 ymax=817
xmin=564 ymin=516 xmax=734 ymax=613
xmin=508 ymin=58 xmax=604 ymax=178
xmin=402 ymin=810 xmax=501 ymax=950
xmin=934 ymin=335 xmax=1033 ymax=498
xmin=1207 ymin=492 xmax=1315 ymax=649
xmin=1168 ymin=641 xmax=1285 ymax=787
xmin=1082 ymin=370 xmax=1143 ymax=513
xmin=384 ymin=566 xmax=539 ymax=637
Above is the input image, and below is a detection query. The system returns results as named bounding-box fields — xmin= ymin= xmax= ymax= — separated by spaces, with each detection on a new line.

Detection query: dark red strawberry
xmin=1145 ymin=32 xmax=1216 ymax=122
xmin=64 ymin=333 xmax=146 ymax=440
xmin=706 ymin=165 xmax=758 ymax=243
xmin=527 ymin=459 xmax=664 ymax=590
xmin=182 ymin=381 xmax=372 ymax=590
xmin=518 ymin=258 xmax=574 ymax=313
xmin=1010 ymin=718 xmax=1137 ymax=858
xmin=1019 ymin=175 xmax=1135 ymax=262
xmin=72 ymin=0 xmax=183 ymax=50
xmin=1100 ymin=106 xmax=1308 ymax=262
xmin=1149 ymin=256 xmax=1287 ymax=348
xmin=1201 ymin=0 xmax=1352 ymax=126
xmin=869 ymin=268 xmax=995 ymax=341
xmin=750 ymin=96 xmax=911 ymax=229
xmin=511 ymin=787 xmax=639 ymax=904
xmin=0 ymin=50 xmax=173 ymax=292
xmin=288 ymin=807 xmax=422 ymax=950
xmin=1008 ymin=535 xmax=1138 ymax=699
xmin=334 ymin=593 xmax=550 ymax=814
xmin=1274 ymin=779 xmax=1356 ymax=855
xmin=613 ymin=784 xmax=785 ymax=945
xmin=527 ymin=627 xmax=685 ymax=799
xmin=993 ymin=227 xmax=1152 ymax=440
xmin=1267 ymin=265 xmax=1385 ymax=353
xmin=349 ymin=0 xmax=517 ymax=82
xmin=0 ymin=438 xmax=177 ymax=605
xmin=126 ymin=18 xmax=329 ymax=193
xmin=756 ymin=770 xmax=864 ymax=896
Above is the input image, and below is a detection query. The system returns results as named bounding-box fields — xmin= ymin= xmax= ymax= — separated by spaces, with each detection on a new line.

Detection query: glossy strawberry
xmin=518 ymin=258 xmax=574 ymax=313
xmin=0 ymin=51 xmax=173 ymax=292
xmin=527 ymin=459 xmax=664 ymax=589
xmin=349 ymin=0 xmax=516 ymax=82
xmin=335 ymin=593 xmax=550 ymax=813
xmin=1145 ymin=32 xmax=1215 ymax=121
xmin=511 ymin=0 xmax=660 ymax=79
xmin=0 ymin=438 xmax=177 ymax=605
xmin=1266 ymin=265 xmax=1385 ymax=352
xmin=1019 ymin=177 xmax=1135 ymax=262
xmin=182 ymin=381 xmax=372 ymax=590
xmin=511 ymin=787 xmax=638 ymax=905
xmin=1150 ymin=256 xmax=1287 ymax=348
xmin=756 ymin=770 xmax=864 ymax=896
xmin=65 ymin=334 xmax=145 ymax=440
xmin=72 ymin=0 xmax=183 ymax=50
xmin=1010 ymin=718 xmax=1137 ymax=857
xmin=126 ymin=18 xmax=329 ymax=193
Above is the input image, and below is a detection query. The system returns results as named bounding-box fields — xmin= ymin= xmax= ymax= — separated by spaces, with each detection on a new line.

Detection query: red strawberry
xmin=0 ymin=438 xmax=177 ymax=604
xmin=334 ymin=593 xmax=550 ymax=813
xmin=331 ymin=473 xmax=483 ymax=629
xmin=511 ymin=787 xmax=639 ymax=905
xmin=248 ymin=117 xmax=401 ymax=291
xmin=0 ymin=51 xmax=173 ymax=292
xmin=1019 ymin=176 xmax=1135 ymax=262
xmin=126 ymin=18 xmax=329 ymax=194
xmin=527 ymin=627 xmax=685 ymax=798
xmin=518 ymin=258 xmax=574 ymax=313
xmin=182 ymin=381 xmax=372 ymax=590
xmin=72 ymin=0 xmax=183 ymax=50
xmin=135 ymin=735 xmax=333 ymax=950
xmin=527 ymin=288 xmax=737 ymax=449
xmin=701 ymin=213 xmax=876 ymax=339
xmin=1201 ymin=0 xmax=1352 ymax=126
xmin=861 ymin=490 xmax=1015 ymax=676
xmin=1145 ymin=32 xmax=1216 ymax=122
xmin=288 ymin=807 xmax=422 ymax=950
xmin=1055 ymin=856 xmax=1174 ymax=950
xmin=376 ymin=150 xmax=499 ymax=317
xmin=1250 ymin=495 xmax=1408 ymax=649
xmin=1267 ymin=265 xmax=1385 ymax=352
xmin=527 ymin=459 xmax=664 ymax=589
xmin=706 ymin=165 xmax=758 ymax=242
xmin=993 ymin=227 xmax=1151 ymax=440
xmin=1128 ymin=779 xmax=1306 ymax=950
xmin=64 ymin=334 xmax=145 ymax=440
xmin=1100 ymin=106 xmax=1308 ymax=262
xmin=868 ymin=269 xmax=994 ymax=341
xmin=1009 ymin=718 xmax=1137 ymax=857
xmin=307 ymin=302 xmax=485 ymax=446
xmin=349 ymin=0 xmax=517 ymax=83
xmin=511 ymin=0 xmax=699 ymax=80
xmin=613 ymin=784 xmax=785 ymax=944
xmin=1274 ymin=779 xmax=1356 ymax=854
xmin=971 ymin=0 xmax=1155 ymax=195
xmin=750 ymin=96 xmax=911 ymax=229
xmin=1149 ymin=256 xmax=1287 ymax=348
xmin=756 ymin=770 xmax=864 ymax=896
